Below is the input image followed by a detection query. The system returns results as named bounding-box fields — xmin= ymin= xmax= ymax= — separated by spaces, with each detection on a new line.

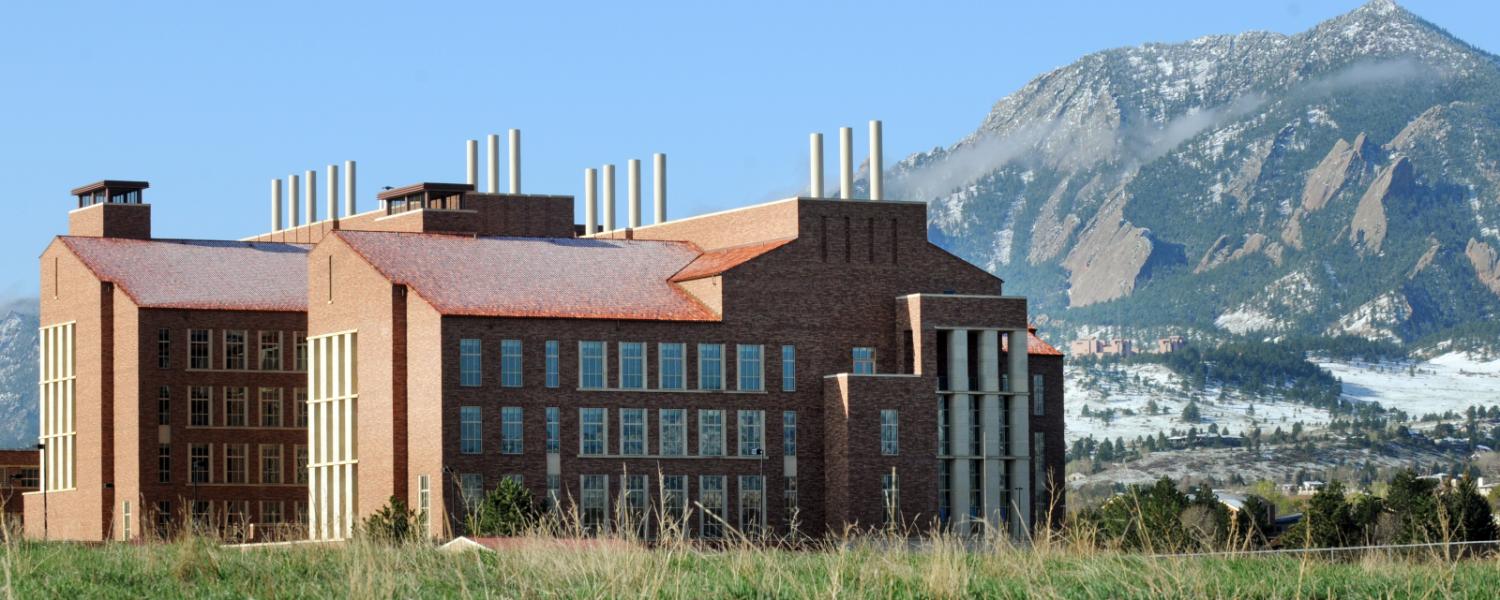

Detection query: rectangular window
xmin=1034 ymin=433 xmax=1047 ymax=515
xmin=939 ymin=461 xmax=950 ymax=522
xmin=501 ymin=339 xmax=523 ymax=387
xmin=619 ymin=408 xmax=646 ymax=456
xmin=739 ymin=475 xmax=765 ymax=535
xmin=1033 ymin=374 xmax=1045 ymax=416
xmin=417 ymin=475 xmax=431 ymax=535
xmin=190 ymin=444 xmax=211 ymax=483
xmin=545 ymin=406 xmax=560 ymax=453
xmin=261 ymin=444 xmax=282 ymax=484
xmin=663 ymin=475 xmax=687 ymax=525
xmin=459 ymin=339 xmax=482 ymax=387
xmin=546 ymin=475 xmax=561 ymax=511
xmin=189 ymin=386 xmax=212 ymax=427
xmin=260 ymin=388 xmax=283 ymax=427
xmin=698 ymin=410 xmax=724 ymax=456
xmin=700 ymin=475 xmax=725 ymax=539
xmin=259 ymin=331 xmax=282 ymax=371
xmin=579 ymin=341 xmax=607 ymax=389
xmin=658 ymin=343 xmax=685 ymax=390
xmin=971 ymin=403 xmax=982 ymax=456
xmin=225 ymin=387 xmax=247 ymax=427
xmin=189 ymin=329 xmax=210 ymax=370
xmin=581 ymin=475 xmax=608 ymax=534
xmin=781 ymin=345 xmax=796 ymax=392
xmin=225 ymin=444 xmax=247 ymax=484
xmin=785 ymin=476 xmax=799 ymax=521
xmin=737 ymin=344 xmax=763 ymax=392
xmin=293 ymin=332 xmax=307 ymax=371
xmin=618 ymin=342 xmax=645 ymax=389
xmin=294 ymin=388 xmax=308 ymax=428
xmin=157 ymin=329 xmax=171 ymax=369
xmin=295 ymin=446 xmax=308 ymax=485
xmin=659 ymin=409 xmax=686 ymax=456
xmin=783 ymin=411 xmax=797 ymax=456
xmin=853 ymin=347 xmax=876 ymax=374
xmin=938 ymin=397 xmax=949 ymax=455
xmin=157 ymin=386 xmax=171 ymax=426
xmin=123 ymin=501 xmax=131 ymax=540
xmin=545 ymin=340 xmax=560 ymax=388
xmin=881 ymin=409 xmax=900 ymax=455
xmin=580 ymin=408 xmax=607 ymax=456
xmin=460 ymin=474 xmax=484 ymax=511
xmin=155 ymin=501 xmax=172 ymax=538
xmin=158 ymin=444 xmax=171 ymax=484
xmin=224 ymin=330 xmax=247 ymax=370
xmin=738 ymin=410 xmax=764 ymax=457
xmin=261 ymin=501 xmax=284 ymax=524
xmin=882 ymin=472 xmax=900 ymax=522
xmin=16 ymin=468 xmax=38 ymax=488
xmin=501 ymin=406 xmax=524 ymax=454
xmin=697 ymin=344 xmax=724 ymax=390
xmin=624 ymin=474 xmax=649 ymax=533
xmin=460 ymin=406 xmax=482 ymax=454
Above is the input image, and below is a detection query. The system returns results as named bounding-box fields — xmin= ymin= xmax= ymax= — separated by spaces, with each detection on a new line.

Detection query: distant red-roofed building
xmin=32 ymin=139 xmax=1063 ymax=544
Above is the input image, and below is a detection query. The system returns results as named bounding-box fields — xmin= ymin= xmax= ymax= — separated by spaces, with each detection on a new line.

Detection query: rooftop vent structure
xmin=68 ymin=180 xmax=152 ymax=239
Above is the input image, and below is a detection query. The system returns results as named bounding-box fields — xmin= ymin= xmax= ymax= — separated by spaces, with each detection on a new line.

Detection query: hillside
xmin=0 ymin=301 xmax=37 ymax=449
xmin=886 ymin=0 xmax=1500 ymax=349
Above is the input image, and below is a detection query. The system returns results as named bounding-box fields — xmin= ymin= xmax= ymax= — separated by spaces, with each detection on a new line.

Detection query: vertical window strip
xmin=580 ymin=342 xmax=606 ymax=389
xmin=698 ymin=410 xmax=724 ymax=456
xmin=459 ymin=339 xmax=482 ymax=387
xmin=545 ymin=340 xmax=560 ymax=388
xmin=659 ymin=409 xmax=686 ymax=456
xmin=620 ymin=408 xmax=646 ymax=455
xmin=619 ymin=342 xmax=646 ymax=390
xmin=259 ymin=331 xmax=282 ymax=371
xmin=501 ymin=406 xmax=524 ymax=454
xmin=737 ymin=344 xmax=763 ymax=392
xmin=881 ymin=409 xmax=900 ymax=455
xmin=781 ymin=345 xmax=796 ymax=392
xmin=698 ymin=344 xmax=723 ymax=390
xmin=737 ymin=410 xmax=764 ymax=456
xmin=659 ymin=343 xmax=685 ymax=390
xmin=460 ymin=406 xmax=483 ymax=454
xmin=545 ymin=406 xmax=560 ymax=453
xmin=783 ymin=411 xmax=797 ymax=456
xmin=580 ymin=408 xmax=606 ymax=456
xmin=501 ymin=339 xmax=523 ymax=387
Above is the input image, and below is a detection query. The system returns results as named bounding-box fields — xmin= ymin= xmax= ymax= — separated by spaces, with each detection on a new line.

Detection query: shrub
xmin=465 ymin=477 xmax=539 ymax=537
xmin=362 ymin=496 xmax=422 ymax=544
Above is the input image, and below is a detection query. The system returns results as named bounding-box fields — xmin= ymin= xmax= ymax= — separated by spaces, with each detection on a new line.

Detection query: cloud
xmin=1297 ymin=58 xmax=1432 ymax=97
xmin=890 ymin=122 xmax=1056 ymax=200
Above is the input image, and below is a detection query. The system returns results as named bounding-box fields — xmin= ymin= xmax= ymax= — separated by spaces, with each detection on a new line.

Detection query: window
xmin=189 ymin=329 xmax=210 ymax=370
xmin=259 ymin=331 xmax=282 ymax=370
xmin=882 ymin=472 xmax=900 ymax=521
xmin=971 ymin=403 xmax=982 ymax=456
xmin=501 ymin=407 xmax=523 ymax=454
xmin=225 ymin=444 xmax=247 ymax=484
xmin=853 ymin=347 xmax=876 ymax=374
xmin=545 ymin=406 xmax=560 ymax=453
xmin=739 ymin=475 xmax=765 ymax=535
xmin=224 ymin=330 xmax=247 ymax=370
xmin=624 ymin=474 xmax=649 ymax=533
xmin=737 ymin=345 xmax=763 ymax=391
xmin=881 ymin=410 xmax=899 ymax=455
xmin=261 ymin=445 xmax=282 ymax=484
xmin=781 ymin=345 xmax=796 ymax=392
xmin=659 ymin=343 xmax=685 ymax=390
xmin=580 ymin=342 xmax=607 ymax=389
xmin=191 ymin=500 xmax=211 ymax=527
xmin=295 ymin=446 xmax=308 ymax=485
xmin=123 ymin=501 xmax=131 ymax=540
xmin=459 ymin=339 xmax=482 ymax=387
xmin=697 ymin=344 xmax=724 ymax=390
xmin=580 ymin=408 xmax=607 ymax=456
xmin=157 ymin=386 xmax=171 ymax=425
xmin=417 ymin=475 xmax=431 ymax=535
xmin=190 ymin=444 xmax=210 ymax=483
xmin=460 ymin=407 xmax=482 ymax=454
xmin=620 ymin=408 xmax=646 ymax=456
xmin=663 ymin=475 xmax=687 ymax=525
xmin=1033 ymin=374 xmax=1045 ymax=416
xmin=659 ymin=409 xmax=686 ymax=456
xmin=262 ymin=501 xmax=284 ymax=524
xmin=1034 ymin=433 xmax=1047 ymax=515
xmin=158 ymin=444 xmax=171 ymax=484
xmin=938 ymin=397 xmax=950 ymax=455
xmin=260 ymin=388 xmax=283 ymax=427
xmin=700 ymin=475 xmax=725 ymax=539
xmin=618 ymin=342 xmax=645 ymax=389
xmin=189 ymin=386 xmax=212 ymax=427
xmin=783 ymin=411 xmax=797 ymax=456
xmin=293 ymin=332 xmax=307 ymax=371
xmin=501 ymin=339 xmax=523 ymax=387
xmin=157 ymin=329 xmax=170 ymax=369
xmin=698 ymin=410 xmax=724 ymax=456
xmin=546 ymin=475 xmax=561 ymax=511
xmin=545 ymin=340 xmax=560 ymax=388
xmin=225 ymin=388 xmax=247 ymax=427
xmin=294 ymin=388 xmax=308 ymax=428
xmin=460 ymin=474 xmax=484 ymax=511
xmin=581 ymin=475 xmax=608 ymax=534
xmin=738 ymin=410 xmax=764 ymax=457
xmin=939 ymin=461 xmax=950 ymax=522
xmin=15 ymin=468 xmax=38 ymax=488
xmin=155 ymin=501 xmax=172 ymax=538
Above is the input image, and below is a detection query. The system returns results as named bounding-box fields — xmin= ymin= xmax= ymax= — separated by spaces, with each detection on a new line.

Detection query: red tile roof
xmin=333 ymin=231 xmax=719 ymax=321
xmin=670 ymin=238 xmax=792 ymax=282
xmin=58 ymin=237 xmax=310 ymax=311
xmin=1002 ymin=327 xmax=1064 ymax=357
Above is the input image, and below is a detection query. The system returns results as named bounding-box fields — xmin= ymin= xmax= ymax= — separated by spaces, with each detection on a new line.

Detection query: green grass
xmin=4 ymin=535 xmax=1500 ymax=599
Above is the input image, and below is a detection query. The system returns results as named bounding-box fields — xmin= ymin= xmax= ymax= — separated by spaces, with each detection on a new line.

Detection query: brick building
xmin=32 ymin=128 xmax=1064 ymax=542
xmin=0 ymin=449 xmax=39 ymax=524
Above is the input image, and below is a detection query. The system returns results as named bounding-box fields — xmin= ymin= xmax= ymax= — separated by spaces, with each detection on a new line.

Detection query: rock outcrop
xmin=1466 ymin=238 xmax=1500 ymax=297
xmin=1281 ymin=133 xmax=1371 ymax=249
xmin=1061 ymin=193 xmax=1154 ymax=307
xmin=1350 ymin=157 xmax=1413 ymax=255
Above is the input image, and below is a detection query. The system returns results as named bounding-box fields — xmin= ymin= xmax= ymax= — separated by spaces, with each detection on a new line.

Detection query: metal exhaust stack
xmin=305 ymin=169 xmax=317 ymax=223
xmin=628 ymin=158 xmax=641 ymax=228
xmin=653 ymin=153 xmax=666 ymax=224
xmin=344 ymin=160 xmax=357 ymax=216
xmin=271 ymin=179 xmax=283 ymax=232
xmin=839 ymin=126 xmax=853 ymax=200
xmin=486 ymin=134 xmax=500 ymax=194
xmin=326 ymin=164 xmax=339 ymax=222
xmin=869 ymin=120 xmax=883 ymax=201
xmin=509 ymin=129 xmax=521 ymax=194
xmin=466 ymin=139 xmax=478 ymax=188
xmin=584 ymin=168 xmax=598 ymax=234
xmin=289 ymin=174 xmax=301 ymax=227
xmin=603 ymin=164 xmax=616 ymax=231
xmin=810 ymin=133 xmax=824 ymax=197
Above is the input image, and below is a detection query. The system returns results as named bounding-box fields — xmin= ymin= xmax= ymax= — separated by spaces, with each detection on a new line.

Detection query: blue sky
xmin=1 ymin=0 xmax=1494 ymax=299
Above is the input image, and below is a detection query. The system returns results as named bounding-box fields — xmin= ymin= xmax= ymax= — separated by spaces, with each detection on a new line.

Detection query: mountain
xmin=888 ymin=0 xmax=1500 ymax=349
xmin=0 ymin=301 xmax=37 ymax=449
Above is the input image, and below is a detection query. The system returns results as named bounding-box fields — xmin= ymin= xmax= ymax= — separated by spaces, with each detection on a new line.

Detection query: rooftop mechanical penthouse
xmin=31 ymin=123 xmax=1065 ymax=542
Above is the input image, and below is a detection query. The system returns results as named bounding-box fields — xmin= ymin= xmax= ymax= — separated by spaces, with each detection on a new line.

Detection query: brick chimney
xmin=68 ymin=180 xmax=151 ymax=239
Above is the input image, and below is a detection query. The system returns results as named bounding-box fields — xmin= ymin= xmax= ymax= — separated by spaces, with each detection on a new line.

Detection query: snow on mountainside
xmin=0 ymin=302 xmax=38 ymax=449
xmin=887 ymin=0 xmax=1500 ymax=349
